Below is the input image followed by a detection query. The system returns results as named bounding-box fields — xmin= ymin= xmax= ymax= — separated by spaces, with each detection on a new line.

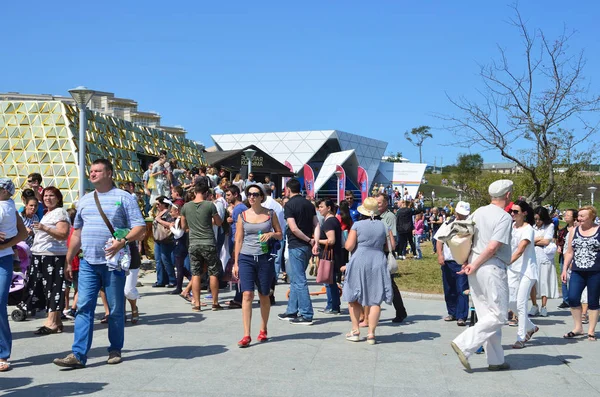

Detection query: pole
xmin=78 ymin=106 xmax=87 ymax=200
xmin=336 ymin=176 xmax=340 ymax=205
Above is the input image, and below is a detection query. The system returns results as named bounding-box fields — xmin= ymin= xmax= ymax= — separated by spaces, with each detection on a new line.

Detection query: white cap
xmin=488 ymin=179 xmax=513 ymax=197
xmin=455 ymin=201 xmax=471 ymax=216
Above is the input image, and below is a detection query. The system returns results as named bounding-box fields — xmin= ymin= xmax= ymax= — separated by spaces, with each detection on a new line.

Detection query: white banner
xmin=377 ymin=162 xmax=427 ymax=199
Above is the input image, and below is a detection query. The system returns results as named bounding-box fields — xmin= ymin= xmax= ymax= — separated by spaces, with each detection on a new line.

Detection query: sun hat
xmin=357 ymin=197 xmax=379 ymax=217
xmin=455 ymin=201 xmax=471 ymax=216
xmin=245 ymin=183 xmax=267 ymax=203
xmin=0 ymin=178 xmax=15 ymax=196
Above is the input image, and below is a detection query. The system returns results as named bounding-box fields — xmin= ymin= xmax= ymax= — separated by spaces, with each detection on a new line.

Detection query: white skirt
xmin=537 ymin=259 xmax=559 ymax=299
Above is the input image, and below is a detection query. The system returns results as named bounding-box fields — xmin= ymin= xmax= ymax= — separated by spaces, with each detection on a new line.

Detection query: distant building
xmin=482 ymin=162 xmax=522 ymax=174
xmin=0 ymin=91 xmax=187 ymax=136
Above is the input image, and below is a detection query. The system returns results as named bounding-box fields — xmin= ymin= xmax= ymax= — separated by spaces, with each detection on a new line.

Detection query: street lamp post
xmin=69 ymin=86 xmax=95 ymax=200
xmin=589 ymin=186 xmax=597 ymax=206
xmin=334 ymin=170 xmax=343 ymax=205
xmin=243 ymin=148 xmax=257 ymax=178
xmin=577 ymin=193 xmax=584 ymax=208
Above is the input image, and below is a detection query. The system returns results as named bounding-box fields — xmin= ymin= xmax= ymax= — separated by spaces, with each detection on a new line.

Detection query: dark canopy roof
xmin=204 ymin=145 xmax=294 ymax=176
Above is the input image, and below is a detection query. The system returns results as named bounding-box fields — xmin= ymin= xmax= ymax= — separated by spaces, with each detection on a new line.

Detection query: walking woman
xmin=562 ymin=206 xmax=600 ymax=341
xmin=342 ymin=197 xmax=394 ymax=344
xmin=507 ymin=200 xmax=539 ymax=348
xmin=152 ymin=196 xmax=176 ymax=288
xmin=529 ymin=207 xmax=559 ymax=317
xmin=233 ymin=184 xmax=283 ymax=347
xmin=316 ymin=199 xmax=343 ymax=315
xmin=29 ymin=187 xmax=71 ymax=335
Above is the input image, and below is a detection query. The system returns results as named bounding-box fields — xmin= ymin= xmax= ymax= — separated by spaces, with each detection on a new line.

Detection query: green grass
xmin=393 ymin=240 xmax=444 ymax=294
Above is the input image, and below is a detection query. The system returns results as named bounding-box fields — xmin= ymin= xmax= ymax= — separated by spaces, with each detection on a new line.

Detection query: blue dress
xmin=342 ymin=219 xmax=393 ymax=306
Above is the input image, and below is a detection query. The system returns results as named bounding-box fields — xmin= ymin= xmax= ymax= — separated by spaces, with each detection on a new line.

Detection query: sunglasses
xmin=510 ymin=210 xmax=520 ymax=214
xmin=247 ymin=192 xmax=262 ymax=198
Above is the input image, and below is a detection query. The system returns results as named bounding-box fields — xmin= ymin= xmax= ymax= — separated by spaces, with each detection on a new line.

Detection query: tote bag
xmin=316 ymin=244 xmax=334 ymax=284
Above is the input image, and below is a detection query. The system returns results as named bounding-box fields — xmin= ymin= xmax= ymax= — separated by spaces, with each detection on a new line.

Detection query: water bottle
xmin=258 ymin=231 xmax=269 ymax=254
xmin=113 ymin=228 xmax=130 ymax=240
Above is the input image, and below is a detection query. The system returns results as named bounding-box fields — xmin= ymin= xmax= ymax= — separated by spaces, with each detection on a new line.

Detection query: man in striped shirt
xmin=54 ymin=159 xmax=146 ymax=369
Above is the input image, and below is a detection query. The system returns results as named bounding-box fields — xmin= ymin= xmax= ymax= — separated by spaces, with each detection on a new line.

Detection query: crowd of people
xmin=0 ymin=157 xmax=598 ymax=374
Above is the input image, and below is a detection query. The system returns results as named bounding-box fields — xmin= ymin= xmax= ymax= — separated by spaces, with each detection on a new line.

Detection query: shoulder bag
xmin=316 ymin=242 xmax=334 ymax=284
xmin=93 ymin=191 xmax=132 ymax=270
xmin=386 ymin=233 xmax=398 ymax=274
xmin=153 ymin=212 xmax=174 ymax=244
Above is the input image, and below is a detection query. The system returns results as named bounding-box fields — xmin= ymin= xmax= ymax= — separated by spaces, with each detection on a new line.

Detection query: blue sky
xmin=2 ymin=1 xmax=599 ymax=166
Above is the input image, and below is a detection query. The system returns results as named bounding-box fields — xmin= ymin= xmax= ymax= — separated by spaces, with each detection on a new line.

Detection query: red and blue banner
xmin=303 ymin=164 xmax=315 ymax=199
xmin=335 ymin=164 xmax=345 ymax=204
xmin=283 ymin=161 xmax=294 ymax=187
xmin=357 ymin=166 xmax=368 ymax=202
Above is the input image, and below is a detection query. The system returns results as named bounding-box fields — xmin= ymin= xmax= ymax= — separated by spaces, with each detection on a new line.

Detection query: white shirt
xmin=262 ymin=196 xmax=285 ymax=233
xmin=469 ymin=204 xmax=512 ymax=267
xmin=533 ymin=223 xmax=555 ymax=264
xmin=31 ymin=207 xmax=71 ymax=256
xmin=0 ymin=199 xmax=18 ymax=258
xmin=509 ymin=223 xmax=538 ymax=280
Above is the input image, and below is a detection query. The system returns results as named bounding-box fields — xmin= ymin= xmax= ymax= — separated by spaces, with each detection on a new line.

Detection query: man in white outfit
xmin=451 ymin=180 xmax=513 ymax=372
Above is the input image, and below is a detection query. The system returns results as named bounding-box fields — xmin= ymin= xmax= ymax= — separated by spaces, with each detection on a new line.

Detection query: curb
xmin=400 ymin=290 xmax=445 ymax=301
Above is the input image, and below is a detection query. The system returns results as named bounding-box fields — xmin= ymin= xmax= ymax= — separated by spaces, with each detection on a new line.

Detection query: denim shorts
xmin=238 ymin=253 xmax=274 ymax=296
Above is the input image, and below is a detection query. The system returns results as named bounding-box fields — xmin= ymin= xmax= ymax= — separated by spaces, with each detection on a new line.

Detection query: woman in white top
xmin=508 ymin=201 xmax=539 ymax=348
xmin=29 ymin=187 xmax=70 ymax=335
xmin=529 ymin=207 xmax=559 ymax=317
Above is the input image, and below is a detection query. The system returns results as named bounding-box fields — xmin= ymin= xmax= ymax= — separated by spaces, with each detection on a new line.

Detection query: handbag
xmin=147 ymin=175 xmax=156 ymax=190
xmin=316 ymin=243 xmax=334 ymax=284
xmin=93 ymin=191 xmax=131 ymax=271
xmin=153 ymin=214 xmax=173 ymax=244
xmin=386 ymin=233 xmax=398 ymax=274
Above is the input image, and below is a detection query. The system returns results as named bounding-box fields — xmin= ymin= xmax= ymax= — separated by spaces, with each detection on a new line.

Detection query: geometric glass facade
xmin=0 ymin=101 xmax=205 ymax=206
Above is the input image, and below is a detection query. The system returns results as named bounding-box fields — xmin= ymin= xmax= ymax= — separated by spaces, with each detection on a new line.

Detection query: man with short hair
xmin=54 ymin=159 xmax=146 ymax=369
xmin=181 ymin=183 xmax=223 ymax=311
xmin=436 ymin=201 xmax=471 ymax=327
xmin=170 ymin=185 xmax=185 ymax=208
xmin=245 ymin=173 xmax=257 ymax=188
xmin=26 ymin=172 xmax=45 ymax=219
xmin=344 ymin=191 xmax=360 ymax=222
xmin=451 ymin=180 xmax=513 ymax=372
xmin=396 ymin=200 xmax=416 ymax=259
xmin=278 ymin=179 xmax=319 ymax=325
xmin=377 ymin=194 xmax=407 ymax=323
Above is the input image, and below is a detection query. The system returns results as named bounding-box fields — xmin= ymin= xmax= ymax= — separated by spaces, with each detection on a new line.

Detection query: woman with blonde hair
xmin=232 ymin=173 xmax=245 ymax=192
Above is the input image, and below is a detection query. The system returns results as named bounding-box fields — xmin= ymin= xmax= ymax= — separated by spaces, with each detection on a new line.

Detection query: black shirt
xmin=396 ymin=207 xmax=414 ymax=234
xmin=284 ymin=195 xmax=316 ymax=249
xmin=320 ymin=216 xmax=343 ymax=271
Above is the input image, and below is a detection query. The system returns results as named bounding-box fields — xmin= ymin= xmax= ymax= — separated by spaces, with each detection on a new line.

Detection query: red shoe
xmin=237 ymin=336 xmax=251 ymax=348
xmin=257 ymin=330 xmax=268 ymax=342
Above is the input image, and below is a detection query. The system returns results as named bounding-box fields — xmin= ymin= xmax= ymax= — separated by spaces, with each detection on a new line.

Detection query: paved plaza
xmin=2 ymin=272 xmax=600 ymax=397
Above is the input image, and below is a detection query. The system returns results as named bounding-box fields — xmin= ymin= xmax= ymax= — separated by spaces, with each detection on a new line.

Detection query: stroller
xmin=9 ymin=242 xmax=36 ymax=321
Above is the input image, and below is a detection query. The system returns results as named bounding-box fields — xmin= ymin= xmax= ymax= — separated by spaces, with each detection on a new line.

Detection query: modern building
xmin=0 ymin=91 xmax=187 ymax=136
xmin=211 ymin=130 xmax=398 ymax=198
xmin=0 ymin=99 xmax=205 ymax=206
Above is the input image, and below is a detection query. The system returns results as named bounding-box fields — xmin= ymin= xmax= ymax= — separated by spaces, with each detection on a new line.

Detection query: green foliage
xmin=404 ymin=125 xmax=433 ymax=163
xmin=455 ymin=153 xmax=483 ymax=188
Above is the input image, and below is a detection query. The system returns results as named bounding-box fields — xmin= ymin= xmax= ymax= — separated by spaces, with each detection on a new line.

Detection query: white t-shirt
xmin=509 ymin=223 xmax=538 ymax=280
xmin=469 ymin=204 xmax=512 ymax=267
xmin=0 ymin=199 xmax=18 ymax=258
xmin=533 ymin=223 xmax=555 ymax=264
xmin=31 ymin=208 xmax=71 ymax=256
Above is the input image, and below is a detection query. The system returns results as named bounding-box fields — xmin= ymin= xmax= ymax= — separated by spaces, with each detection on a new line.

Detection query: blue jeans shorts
xmin=238 ymin=253 xmax=274 ymax=296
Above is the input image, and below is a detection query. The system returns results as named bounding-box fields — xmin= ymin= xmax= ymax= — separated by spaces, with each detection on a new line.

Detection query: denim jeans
xmin=413 ymin=235 xmax=422 ymax=259
xmin=0 ymin=254 xmax=13 ymax=360
xmin=274 ymin=232 xmax=286 ymax=278
xmin=285 ymin=245 xmax=313 ymax=320
xmin=559 ymin=254 xmax=569 ymax=304
xmin=441 ymin=260 xmax=469 ymax=320
xmin=569 ymin=270 xmax=600 ymax=310
xmin=72 ymin=260 xmax=126 ymax=364
xmin=155 ymin=242 xmax=176 ymax=285
xmin=325 ymin=279 xmax=341 ymax=312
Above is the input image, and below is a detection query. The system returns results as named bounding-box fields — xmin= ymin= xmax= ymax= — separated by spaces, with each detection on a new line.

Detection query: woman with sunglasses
xmin=507 ymin=201 xmax=539 ymax=348
xmin=233 ymin=184 xmax=282 ymax=347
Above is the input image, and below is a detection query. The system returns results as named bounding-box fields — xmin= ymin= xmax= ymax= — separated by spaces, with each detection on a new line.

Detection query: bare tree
xmin=404 ymin=126 xmax=432 ymax=163
xmin=441 ymin=5 xmax=600 ymax=206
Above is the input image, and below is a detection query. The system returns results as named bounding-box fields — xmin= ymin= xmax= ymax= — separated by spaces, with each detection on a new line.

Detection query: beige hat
xmin=357 ymin=197 xmax=380 ymax=217
xmin=488 ymin=179 xmax=513 ymax=197
xmin=455 ymin=201 xmax=471 ymax=216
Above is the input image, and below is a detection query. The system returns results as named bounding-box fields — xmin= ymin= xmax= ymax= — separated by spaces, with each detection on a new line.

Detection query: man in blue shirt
xmin=344 ymin=191 xmax=360 ymax=223
xmin=54 ymin=159 xmax=146 ymax=369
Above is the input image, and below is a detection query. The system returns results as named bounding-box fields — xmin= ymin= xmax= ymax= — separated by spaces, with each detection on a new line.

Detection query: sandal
xmin=192 ymin=306 xmax=202 ymax=312
xmin=367 ymin=333 xmax=376 ymax=345
xmin=444 ymin=315 xmax=457 ymax=322
xmin=508 ymin=319 xmax=518 ymax=327
xmin=512 ymin=341 xmax=526 ymax=349
xmin=0 ymin=362 xmax=10 ymax=372
xmin=563 ymin=331 xmax=585 ymax=339
xmin=582 ymin=314 xmax=589 ymax=324
xmin=228 ymin=301 xmax=242 ymax=309
xmin=131 ymin=308 xmax=139 ymax=325
xmin=525 ymin=326 xmax=539 ymax=342
xmin=180 ymin=294 xmax=192 ymax=303
xmin=100 ymin=315 xmax=109 ymax=324
xmin=588 ymin=334 xmax=597 ymax=341
xmin=345 ymin=329 xmax=360 ymax=342
xmin=34 ymin=326 xmax=59 ymax=335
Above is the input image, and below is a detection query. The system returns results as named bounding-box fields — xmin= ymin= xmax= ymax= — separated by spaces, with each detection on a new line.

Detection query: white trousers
xmin=508 ymin=272 xmax=536 ymax=342
xmin=124 ymin=268 xmax=140 ymax=300
xmin=453 ymin=264 xmax=509 ymax=365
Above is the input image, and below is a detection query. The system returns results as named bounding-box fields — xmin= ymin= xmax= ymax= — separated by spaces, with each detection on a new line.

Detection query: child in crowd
xmin=63 ymin=208 xmax=80 ymax=319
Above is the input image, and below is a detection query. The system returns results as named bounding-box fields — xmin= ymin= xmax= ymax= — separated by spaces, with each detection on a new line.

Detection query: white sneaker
xmin=539 ymin=307 xmax=548 ymax=317
xmin=400 ymin=256 xmax=406 ymax=260
xmin=528 ymin=305 xmax=539 ymax=317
